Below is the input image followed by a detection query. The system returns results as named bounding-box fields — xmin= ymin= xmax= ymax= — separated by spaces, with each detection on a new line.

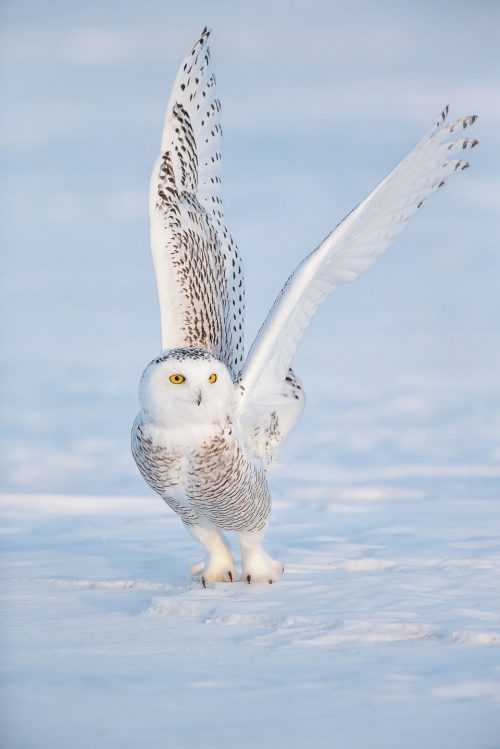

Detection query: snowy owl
xmin=132 ymin=28 xmax=478 ymax=585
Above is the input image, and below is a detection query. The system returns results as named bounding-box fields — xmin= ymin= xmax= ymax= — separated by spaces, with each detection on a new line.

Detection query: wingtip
xmin=195 ymin=27 xmax=212 ymax=53
xmin=426 ymin=103 xmax=451 ymax=138
xmin=440 ymin=103 xmax=450 ymax=124
xmin=189 ymin=27 xmax=211 ymax=54
xmin=182 ymin=27 xmax=211 ymax=71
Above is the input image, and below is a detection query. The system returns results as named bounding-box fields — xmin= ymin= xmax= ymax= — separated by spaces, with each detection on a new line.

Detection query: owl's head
xmin=139 ymin=347 xmax=235 ymax=426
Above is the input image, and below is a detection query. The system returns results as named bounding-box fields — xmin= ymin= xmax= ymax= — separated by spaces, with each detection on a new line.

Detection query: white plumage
xmin=149 ymin=29 xmax=244 ymax=379
xmin=132 ymin=28 xmax=478 ymax=585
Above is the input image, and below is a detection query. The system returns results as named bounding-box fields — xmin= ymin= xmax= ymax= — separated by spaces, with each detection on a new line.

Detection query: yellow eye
xmin=208 ymin=373 xmax=217 ymax=384
xmin=169 ymin=374 xmax=185 ymax=384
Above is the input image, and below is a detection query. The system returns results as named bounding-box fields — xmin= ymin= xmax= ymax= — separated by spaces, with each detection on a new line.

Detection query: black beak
xmin=196 ymin=391 xmax=202 ymax=406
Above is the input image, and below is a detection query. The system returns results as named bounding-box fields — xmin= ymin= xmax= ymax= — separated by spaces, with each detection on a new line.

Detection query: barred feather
xmin=239 ymin=106 xmax=479 ymax=425
xmin=150 ymin=28 xmax=244 ymax=379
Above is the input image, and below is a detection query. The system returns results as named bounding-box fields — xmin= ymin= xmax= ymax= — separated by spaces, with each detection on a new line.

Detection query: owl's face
xmin=139 ymin=348 xmax=235 ymax=426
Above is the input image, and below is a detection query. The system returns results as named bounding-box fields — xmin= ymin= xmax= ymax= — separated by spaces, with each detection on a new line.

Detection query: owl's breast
xmin=186 ymin=426 xmax=271 ymax=532
xmin=131 ymin=416 xmax=183 ymax=494
xmin=132 ymin=416 xmax=271 ymax=532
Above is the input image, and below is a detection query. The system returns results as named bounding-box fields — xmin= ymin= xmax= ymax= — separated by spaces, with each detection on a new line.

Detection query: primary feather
xmin=238 ymin=106 xmax=478 ymax=428
xmin=149 ymin=28 xmax=244 ymax=379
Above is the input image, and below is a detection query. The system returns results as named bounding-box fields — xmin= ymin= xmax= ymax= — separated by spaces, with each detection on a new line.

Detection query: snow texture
xmin=2 ymin=463 xmax=500 ymax=749
xmin=1 ymin=0 xmax=500 ymax=747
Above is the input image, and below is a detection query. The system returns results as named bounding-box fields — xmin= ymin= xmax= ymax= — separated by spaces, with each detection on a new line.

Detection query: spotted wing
xmin=149 ymin=28 xmax=244 ymax=379
xmin=237 ymin=107 xmax=478 ymax=449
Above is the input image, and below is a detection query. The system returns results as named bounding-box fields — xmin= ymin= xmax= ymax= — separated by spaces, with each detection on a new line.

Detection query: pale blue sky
xmin=1 ymin=0 xmax=499 ymax=493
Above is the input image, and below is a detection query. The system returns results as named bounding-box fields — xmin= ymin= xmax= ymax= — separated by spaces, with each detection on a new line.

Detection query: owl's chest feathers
xmin=133 ymin=414 xmax=250 ymax=495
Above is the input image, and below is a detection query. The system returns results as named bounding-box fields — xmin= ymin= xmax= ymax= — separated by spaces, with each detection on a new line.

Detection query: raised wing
xmin=238 ymin=107 xmax=478 ymax=416
xmin=149 ymin=28 xmax=244 ymax=379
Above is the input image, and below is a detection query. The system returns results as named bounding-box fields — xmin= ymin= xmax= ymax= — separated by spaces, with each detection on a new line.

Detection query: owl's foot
xmin=239 ymin=530 xmax=284 ymax=584
xmin=241 ymin=547 xmax=284 ymax=584
xmin=186 ymin=524 xmax=237 ymax=586
xmin=190 ymin=560 xmax=206 ymax=577
xmin=190 ymin=549 xmax=237 ymax=586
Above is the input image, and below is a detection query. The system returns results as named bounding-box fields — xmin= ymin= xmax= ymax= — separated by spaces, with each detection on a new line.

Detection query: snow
xmin=2 ymin=375 xmax=500 ymax=748
xmin=1 ymin=0 xmax=500 ymax=746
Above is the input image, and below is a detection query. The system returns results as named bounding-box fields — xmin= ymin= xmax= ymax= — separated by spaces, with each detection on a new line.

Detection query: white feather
xmin=149 ymin=28 xmax=244 ymax=378
xmin=135 ymin=33 xmax=480 ymax=585
xmin=238 ymin=107 xmax=478 ymax=421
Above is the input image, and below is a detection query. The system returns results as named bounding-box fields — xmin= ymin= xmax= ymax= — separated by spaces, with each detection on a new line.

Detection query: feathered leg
xmin=239 ymin=529 xmax=284 ymax=584
xmin=184 ymin=522 xmax=236 ymax=586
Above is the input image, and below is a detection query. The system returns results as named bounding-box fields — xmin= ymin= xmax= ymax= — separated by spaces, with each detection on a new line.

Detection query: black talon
xmin=269 ymin=579 xmax=273 ymax=584
xmin=246 ymin=574 xmax=251 ymax=584
xmin=202 ymin=576 xmax=206 ymax=588
xmin=228 ymin=571 xmax=233 ymax=582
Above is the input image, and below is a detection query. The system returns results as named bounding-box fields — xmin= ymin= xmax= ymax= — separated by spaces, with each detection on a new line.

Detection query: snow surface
xmin=1 ymin=0 xmax=500 ymax=747
xmin=2 ymin=375 xmax=500 ymax=749
xmin=2 ymin=482 xmax=500 ymax=749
